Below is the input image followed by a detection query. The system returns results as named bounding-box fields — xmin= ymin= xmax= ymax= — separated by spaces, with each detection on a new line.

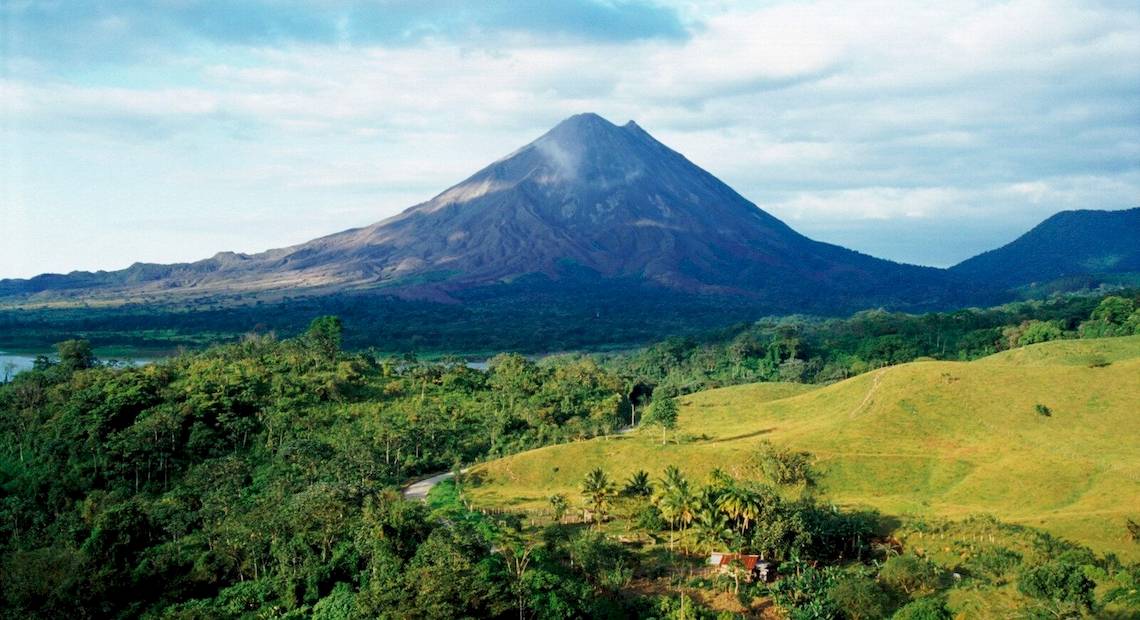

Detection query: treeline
xmin=0 ymin=319 xmax=633 ymax=618
xmin=604 ymin=292 xmax=1140 ymax=398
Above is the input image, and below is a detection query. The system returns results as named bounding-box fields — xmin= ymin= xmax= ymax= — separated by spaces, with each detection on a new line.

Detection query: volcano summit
xmin=2 ymin=113 xmax=974 ymax=315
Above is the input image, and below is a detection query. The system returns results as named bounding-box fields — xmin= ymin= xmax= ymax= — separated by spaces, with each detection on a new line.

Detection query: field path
xmin=848 ymin=368 xmax=888 ymax=418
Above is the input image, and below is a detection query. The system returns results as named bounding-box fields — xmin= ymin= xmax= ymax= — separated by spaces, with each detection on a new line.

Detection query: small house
xmin=706 ymin=552 xmax=776 ymax=583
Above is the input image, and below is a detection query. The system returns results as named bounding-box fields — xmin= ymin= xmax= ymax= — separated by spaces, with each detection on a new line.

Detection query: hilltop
xmin=465 ymin=335 xmax=1140 ymax=559
xmin=951 ymin=207 xmax=1140 ymax=289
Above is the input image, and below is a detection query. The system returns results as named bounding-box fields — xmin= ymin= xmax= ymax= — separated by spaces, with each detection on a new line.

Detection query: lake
xmin=0 ymin=352 xmax=155 ymax=379
xmin=0 ymin=353 xmax=39 ymax=378
xmin=0 ymin=352 xmax=504 ymax=380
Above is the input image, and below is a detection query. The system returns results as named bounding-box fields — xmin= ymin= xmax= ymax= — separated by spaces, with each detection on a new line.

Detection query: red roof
xmin=709 ymin=553 xmax=760 ymax=570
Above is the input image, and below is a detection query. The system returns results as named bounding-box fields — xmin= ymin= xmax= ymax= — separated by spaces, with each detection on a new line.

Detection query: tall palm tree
xmin=657 ymin=469 xmax=694 ymax=552
xmin=717 ymin=485 xmax=746 ymax=531
xmin=718 ymin=485 xmax=765 ymax=536
xmin=708 ymin=467 xmax=734 ymax=487
xmin=692 ymin=489 xmax=733 ymax=553
xmin=581 ymin=467 xmax=615 ymax=526
xmin=738 ymin=490 xmax=764 ymax=535
xmin=661 ymin=465 xmax=687 ymax=493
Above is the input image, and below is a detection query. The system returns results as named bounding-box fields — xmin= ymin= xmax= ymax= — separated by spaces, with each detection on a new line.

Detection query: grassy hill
xmin=467 ymin=336 xmax=1140 ymax=559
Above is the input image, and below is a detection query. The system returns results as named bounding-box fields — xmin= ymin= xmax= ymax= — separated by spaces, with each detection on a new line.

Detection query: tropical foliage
xmin=0 ymin=319 xmax=634 ymax=618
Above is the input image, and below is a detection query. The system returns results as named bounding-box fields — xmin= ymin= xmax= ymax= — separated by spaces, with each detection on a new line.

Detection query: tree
xmin=55 ymin=339 xmax=96 ymax=372
xmin=1017 ymin=320 xmax=1063 ymax=346
xmin=718 ymin=484 xmax=764 ymax=536
xmin=755 ymin=441 xmax=816 ymax=487
xmin=1091 ymin=296 xmax=1135 ymax=324
xmin=2 ymin=361 xmax=16 ymax=383
xmin=403 ymin=525 xmax=512 ymax=618
xmin=692 ymin=491 xmax=733 ymax=554
xmin=488 ymin=353 xmax=541 ymax=413
xmin=644 ymin=396 xmax=679 ymax=444
xmin=496 ymin=522 xmax=539 ymax=620
xmin=621 ymin=470 xmax=653 ymax=497
xmin=303 ymin=316 xmax=343 ymax=360
xmin=656 ymin=466 xmax=693 ymax=551
xmin=581 ymin=468 xmax=615 ymax=526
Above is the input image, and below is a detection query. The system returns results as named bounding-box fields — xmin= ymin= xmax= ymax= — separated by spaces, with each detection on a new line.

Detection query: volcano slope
xmin=466 ymin=335 xmax=1140 ymax=559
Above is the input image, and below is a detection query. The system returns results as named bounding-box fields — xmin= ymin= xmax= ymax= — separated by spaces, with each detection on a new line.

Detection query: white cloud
xmin=2 ymin=0 xmax=1138 ymax=277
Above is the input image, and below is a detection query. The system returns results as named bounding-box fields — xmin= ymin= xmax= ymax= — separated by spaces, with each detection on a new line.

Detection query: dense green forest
xmin=2 ymin=294 xmax=1139 ymax=617
xmin=0 ymin=318 xmax=640 ymax=618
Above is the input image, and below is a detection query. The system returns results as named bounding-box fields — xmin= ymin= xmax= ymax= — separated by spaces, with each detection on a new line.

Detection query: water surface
xmin=0 ymin=352 xmax=155 ymax=379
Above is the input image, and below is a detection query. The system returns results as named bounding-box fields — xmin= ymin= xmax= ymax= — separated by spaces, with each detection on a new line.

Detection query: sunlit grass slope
xmin=468 ymin=336 xmax=1140 ymax=559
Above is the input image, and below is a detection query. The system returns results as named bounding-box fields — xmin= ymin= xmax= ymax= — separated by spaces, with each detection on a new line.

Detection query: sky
xmin=2 ymin=0 xmax=1138 ymax=279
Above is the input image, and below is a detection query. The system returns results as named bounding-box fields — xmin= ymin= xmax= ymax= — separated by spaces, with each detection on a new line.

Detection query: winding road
xmin=402 ymin=471 xmax=456 ymax=501
xmin=401 ymin=427 xmax=639 ymax=501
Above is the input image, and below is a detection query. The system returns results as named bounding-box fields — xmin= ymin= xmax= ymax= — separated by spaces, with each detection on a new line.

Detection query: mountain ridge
xmin=950 ymin=206 xmax=1140 ymax=289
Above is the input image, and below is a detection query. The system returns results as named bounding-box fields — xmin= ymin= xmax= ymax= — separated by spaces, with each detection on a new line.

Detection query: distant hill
xmin=0 ymin=113 xmax=977 ymax=316
xmin=950 ymin=207 xmax=1140 ymax=289
xmin=466 ymin=336 xmax=1140 ymax=559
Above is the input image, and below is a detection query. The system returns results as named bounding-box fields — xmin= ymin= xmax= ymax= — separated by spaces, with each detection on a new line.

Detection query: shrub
xmin=967 ymin=546 xmax=1023 ymax=583
xmin=1017 ymin=560 xmax=1095 ymax=611
xmin=827 ymin=570 xmax=891 ymax=620
xmin=755 ymin=441 xmax=817 ymax=487
xmin=1082 ymin=354 xmax=1111 ymax=368
xmin=892 ymin=596 xmax=952 ymax=620
xmin=1034 ymin=404 xmax=1052 ymax=417
xmin=1103 ymin=565 xmax=1140 ymax=609
xmin=879 ymin=553 xmax=940 ymax=595
xmin=567 ymin=530 xmax=633 ymax=587
xmin=769 ymin=565 xmax=842 ymax=619
xmin=634 ymin=503 xmax=666 ymax=531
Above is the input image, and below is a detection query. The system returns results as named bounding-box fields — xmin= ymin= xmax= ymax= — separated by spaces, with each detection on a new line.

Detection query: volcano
xmin=2 ymin=113 xmax=972 ymax=313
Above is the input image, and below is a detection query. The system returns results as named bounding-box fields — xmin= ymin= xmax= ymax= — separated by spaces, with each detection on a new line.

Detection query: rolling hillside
xmin=466 ymin=336 xmax=1140 ymax=559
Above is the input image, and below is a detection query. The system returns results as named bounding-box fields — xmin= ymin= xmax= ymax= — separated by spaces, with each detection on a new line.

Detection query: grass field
xmin=466 ymin=336 xmax=1140 ymax=560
